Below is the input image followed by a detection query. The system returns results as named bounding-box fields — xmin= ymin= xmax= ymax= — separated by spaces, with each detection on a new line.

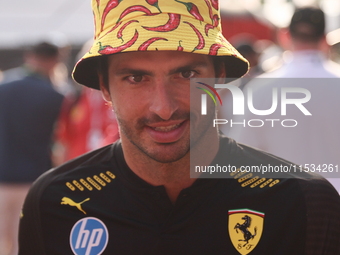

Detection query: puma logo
xmin=61 ymin=197 xmax=90 ymax=214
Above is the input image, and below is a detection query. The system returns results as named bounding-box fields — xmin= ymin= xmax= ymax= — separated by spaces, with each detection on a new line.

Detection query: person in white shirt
xmin=220 ymin=7 xmax=340 ymax=192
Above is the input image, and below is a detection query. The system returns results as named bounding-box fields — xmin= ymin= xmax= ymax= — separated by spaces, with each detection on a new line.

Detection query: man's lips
xmin=152 ymin=123 xmax=181 ymax=132
xmin=145 ymin=120 xmax=188 ymax=143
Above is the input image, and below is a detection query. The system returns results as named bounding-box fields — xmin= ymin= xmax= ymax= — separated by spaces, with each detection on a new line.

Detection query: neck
xmin=291 ymin=38 xmax=323 ymax=52
xmin=25 ymin=64 xmax=50 ymax=79
xmin=122 ymin=128 xmax=219 ymax=204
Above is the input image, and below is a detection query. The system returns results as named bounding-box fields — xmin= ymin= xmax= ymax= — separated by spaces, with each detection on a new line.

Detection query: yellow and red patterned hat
xmin=73 ymin=0 xmax=249 ymax=89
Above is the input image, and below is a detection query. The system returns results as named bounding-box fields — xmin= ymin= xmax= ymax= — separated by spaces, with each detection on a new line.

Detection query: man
xmin=226 ymin=7 xmax=340 ymax=193
xmin=0 ymin=42 xmax=64 ymax=255
xmin=19 ymin=1 xmax=340 ymax=255
xmin=267 ymin=7 xmax=339 ymax=78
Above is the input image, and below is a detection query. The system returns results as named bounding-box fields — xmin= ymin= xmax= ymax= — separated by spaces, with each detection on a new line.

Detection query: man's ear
xmin=98 ymin=73 xmax=112 ymax=103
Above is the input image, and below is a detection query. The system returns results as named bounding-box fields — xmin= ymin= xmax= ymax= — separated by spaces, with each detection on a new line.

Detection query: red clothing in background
xmin=56 ymin=88 xmax=119 ymax=162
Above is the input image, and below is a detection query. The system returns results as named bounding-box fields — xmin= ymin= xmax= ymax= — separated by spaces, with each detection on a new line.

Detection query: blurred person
xmin=49 ymin=39 xmax=76 ymax=96
xmin=267 ymin=7 xmax=340 ymax=77
xmin=53 ymin=41 xmax=119 ymax=165
xmin=228 ymin=7 xmax=340 ymax=192
xmin=0 ymin=62 xmax=27 ymax=85
xmin=0 ymin=42 xmax=64 ymax=255
xmin=236 ymin=41 xmax=263 ymax=82
xmin=54 ymin=86 xmax=119 ymax=164
xmin=217 ymin=39 xmax=264 ymax=135
xmin=19 ymin=1 xmax=340 ymax=254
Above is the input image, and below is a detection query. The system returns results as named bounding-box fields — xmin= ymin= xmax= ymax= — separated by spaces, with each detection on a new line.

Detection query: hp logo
xmin=70 ymin=217 xmax=109 ymax=255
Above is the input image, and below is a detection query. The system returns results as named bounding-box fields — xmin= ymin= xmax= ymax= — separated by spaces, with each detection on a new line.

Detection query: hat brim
xmin=73 ymin=54 xmax=249 ymax=90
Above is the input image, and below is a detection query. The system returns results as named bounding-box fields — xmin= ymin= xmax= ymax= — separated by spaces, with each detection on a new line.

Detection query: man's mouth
xmin=152 ymin=123 xmax=181 ymax=132
xmin=145 ymin=120 xmax=188 ymax=143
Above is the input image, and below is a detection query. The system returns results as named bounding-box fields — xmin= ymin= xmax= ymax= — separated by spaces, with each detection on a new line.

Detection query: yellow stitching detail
xmin=87 ymin=177 xmax=101 ymax=190
xmin=100 ymin=173 xmax=111 ymax=183
xmin=66 ymin=182 xmax=76 ymax=191
xmin=80 ymin=179 xmax=93 ymax=191
xmin=260 ymin=179 xmax=273 ymax=188
xmin=72 ymin=180 xmax=84 ymax=191
xmin=94 ymin=175 xmax=106 ymax=186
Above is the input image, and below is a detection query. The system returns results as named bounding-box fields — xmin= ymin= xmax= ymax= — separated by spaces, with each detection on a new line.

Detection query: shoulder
xmin=21 ymin=142 xmax=121 ymax=216
xmin=19 ymin=142 xmax=121 ymax=253
xmin=294 ymin=174 xmax=340 ymax=253
xmin=219 ymin=137 xmax=340 ymax=207
xmin=219 ymin=137 xmax=340 ymax=187
xmin=0 ymin=67 xmax=26 ymax=84
xmin=233 ymin=138 xmax=340 ymax=209
xmin=31 ymin=142 xmax=118 ymax=192
xmin=0 ymin=76 xmax=44 ymax=93
xmin=0 ymin=79 xmax=25 ymax=103
xmin=221 ymin=136 xmax=340 ymax=215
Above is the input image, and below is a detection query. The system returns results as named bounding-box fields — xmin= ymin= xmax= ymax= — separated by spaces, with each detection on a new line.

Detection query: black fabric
xmin=19 ymin=137 xmax=340 ymax=254
xmin=0 ymin=75 xmax=64 ymax=183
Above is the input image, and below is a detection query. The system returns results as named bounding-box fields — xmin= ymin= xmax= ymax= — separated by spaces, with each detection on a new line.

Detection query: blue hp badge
xmin=70 ymin=217 xmax=109 ymax=255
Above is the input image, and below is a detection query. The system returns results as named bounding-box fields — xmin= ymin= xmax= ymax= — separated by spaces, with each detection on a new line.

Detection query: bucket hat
xmin=73 ymin=0 xmax=249 ymax=89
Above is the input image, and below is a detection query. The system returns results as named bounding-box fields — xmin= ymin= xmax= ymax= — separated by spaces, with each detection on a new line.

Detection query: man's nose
xmin=148 ymin=79 xmax=179 ymax=120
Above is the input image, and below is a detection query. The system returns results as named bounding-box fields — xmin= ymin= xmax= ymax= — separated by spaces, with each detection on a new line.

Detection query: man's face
xmin=100 ymin=51 xmax=222 ymax=163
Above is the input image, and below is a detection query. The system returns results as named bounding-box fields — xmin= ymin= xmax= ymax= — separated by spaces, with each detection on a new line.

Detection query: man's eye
xmin=128 ymin=74 xmax=144 ymax=83
xmin=181 ymin=70 xmax=195 ymax=79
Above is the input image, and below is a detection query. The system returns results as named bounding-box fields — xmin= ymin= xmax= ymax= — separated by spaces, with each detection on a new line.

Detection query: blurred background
xmin=1 ymin=1 xmax=340 ymax=254
xmin=0 ymin=0 xmax=340 ymax=79
xmin=0 ymin=0 xmax=91 ymax=75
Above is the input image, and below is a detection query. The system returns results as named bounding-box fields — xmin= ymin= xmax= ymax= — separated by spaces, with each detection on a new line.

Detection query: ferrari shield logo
xmin=228 ymin=209 xmax=265 ymax=255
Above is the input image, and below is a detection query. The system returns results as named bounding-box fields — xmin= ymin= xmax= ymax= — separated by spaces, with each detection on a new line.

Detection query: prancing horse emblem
xmin=228 ymin=209 xmax=264 ymax=255
xmin=61 ymin=197 xmax=90 ymax=214
xmin=234 ymin=215 xmax=257 ymax=246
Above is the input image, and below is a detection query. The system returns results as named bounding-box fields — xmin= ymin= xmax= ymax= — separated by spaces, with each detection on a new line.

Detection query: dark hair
xmin=29 ymin=42 xmax=59 ymax=58
xmin=97 ymin=56 xmax=109 ymax=90
xmin=289 ymin=7 xmax=325 ymax=42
